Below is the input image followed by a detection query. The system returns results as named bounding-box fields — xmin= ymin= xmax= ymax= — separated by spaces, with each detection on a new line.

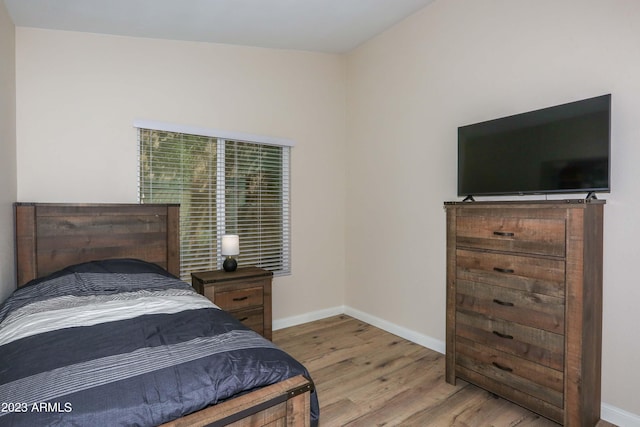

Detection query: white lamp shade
xmin=221 ymin=234 xmax=240 ymax=256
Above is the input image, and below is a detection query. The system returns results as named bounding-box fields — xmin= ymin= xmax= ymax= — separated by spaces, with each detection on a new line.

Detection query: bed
xmin=2 ymin=202 xmax=319 ymax=427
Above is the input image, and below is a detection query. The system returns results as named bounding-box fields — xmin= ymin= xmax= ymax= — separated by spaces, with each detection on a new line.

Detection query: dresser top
xmin=444 ymin=199 xmax=605 ymax=207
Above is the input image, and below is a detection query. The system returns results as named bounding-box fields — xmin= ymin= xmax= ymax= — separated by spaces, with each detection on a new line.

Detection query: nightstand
xmin=191 ymin=267 xmax=273 ymax=340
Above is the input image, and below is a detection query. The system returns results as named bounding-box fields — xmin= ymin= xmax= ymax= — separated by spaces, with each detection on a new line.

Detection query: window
xmin=137 ymin=121 xmax=291 ymax=281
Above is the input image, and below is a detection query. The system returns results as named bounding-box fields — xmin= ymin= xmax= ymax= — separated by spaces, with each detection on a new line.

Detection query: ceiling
xmin=3 ymin=0 xmax=435 ymax=53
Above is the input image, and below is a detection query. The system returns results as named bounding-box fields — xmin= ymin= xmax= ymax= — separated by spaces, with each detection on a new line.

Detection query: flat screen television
xmin=457 ymin=94 xmax=611 ymax=198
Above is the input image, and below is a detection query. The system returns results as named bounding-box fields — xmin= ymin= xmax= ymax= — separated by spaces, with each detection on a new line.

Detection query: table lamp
xmin=221 ymin=234 xmax=239 ymax=272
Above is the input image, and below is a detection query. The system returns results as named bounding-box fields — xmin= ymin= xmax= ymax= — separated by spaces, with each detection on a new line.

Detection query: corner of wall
xmin=0 ymin=1 xmax=17 ymax=302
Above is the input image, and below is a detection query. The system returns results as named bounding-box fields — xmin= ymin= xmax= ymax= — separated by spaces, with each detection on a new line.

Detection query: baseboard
xmin=273 ymin=305 xmax=638 ymax=426
xmin=272 ymin=305 xmax=345 ymax=331
xmin=273 ymin=305 xmax=445 ymax=353
xmin=343 ymin=306 xmax=446 ymax=355
xmin=601 ymin=402 xmax=640 ymax=426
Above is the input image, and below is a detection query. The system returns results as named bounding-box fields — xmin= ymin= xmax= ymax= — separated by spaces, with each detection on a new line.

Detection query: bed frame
xmin=14 ymin=202 xmax=313 ymax=427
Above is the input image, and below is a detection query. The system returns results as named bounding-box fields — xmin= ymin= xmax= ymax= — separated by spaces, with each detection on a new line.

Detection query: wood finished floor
xmin=273 ymin=315 xmax=615 ymax=427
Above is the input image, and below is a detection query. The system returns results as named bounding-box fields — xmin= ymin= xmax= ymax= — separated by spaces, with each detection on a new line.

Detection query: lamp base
xmin=223 ymin=256 xmax=237 ymax=272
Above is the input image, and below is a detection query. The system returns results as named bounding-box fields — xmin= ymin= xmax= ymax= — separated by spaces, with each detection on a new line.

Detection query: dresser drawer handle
xmin=493 ymin=299 xmax=514 ymax=307
xmin=493 ymin=267 xmax=515 ymax=274
xmin=492 ymin=362 xmax=513 ymax=372
xmin=492 ymin=331 xmax=514 ymax=340
xmin=493 ymin=231 xmax=515 ymax=237
xmin=238 ymin=316 xmax=249 ymax=322
xmin=233 ymin=296 xmax=249 ymax=301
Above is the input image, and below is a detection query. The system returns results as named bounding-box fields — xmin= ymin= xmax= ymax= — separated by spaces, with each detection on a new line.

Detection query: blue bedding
xmin=0 ymin=259 xmax=319 ymax=426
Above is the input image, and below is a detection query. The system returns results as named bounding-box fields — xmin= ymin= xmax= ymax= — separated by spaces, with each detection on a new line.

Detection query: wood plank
xmin=159 ymin=375 xmax=310 ymax=427
xmin=166 ymin=204 xmax=180 ymax=277
xmin=456 ymin=311 xmax=564 ymax=370
xmin=456 ymin=279 xmax=565 ymax=334
xmin=456 ymin=216 xmax=566 ymax=257
xmin=456 ymin=337 xmax=563 ymax=394
xmin=456 ymin=249 xmax=566 ymax=298
xmin=14 ymin=204 xmax=37 ymax=286
xmin=446 ymin=206 xmax=458 ymax=384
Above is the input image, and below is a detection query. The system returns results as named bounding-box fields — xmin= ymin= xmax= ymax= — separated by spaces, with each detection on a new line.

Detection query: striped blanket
xmin=0 ymin=259 xmax=318 ymax=426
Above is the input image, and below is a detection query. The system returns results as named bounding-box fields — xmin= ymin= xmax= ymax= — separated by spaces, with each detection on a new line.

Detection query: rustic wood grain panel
xmin=228 ymin=307 xmax=264 ymax=336
xmin=456 ymin=338 xmax=564 ymax=402
xmin=166 ymin=205 xmax=180 ymax=277
xmin=35 ymin=214 xmax=167 ymax=236
xmin=445 ymin=206 xmax=458 ymax=384
xmin=457 ymin=216 xmax=566 ymax=257
xmin=456 ymin=311 xmax=564 ymax=370
xmin=452 ymin=204 xmax=571 ymax=220
xmin=456 ymin=279 xmax=565 ymax=334
xmin=159 ymin=375 xmax=311 ymax=427
xmin=33 ymin=203 xmax=172 ymax=217
xmin=286 ymin=391 xmax=311 ymax=427
xmin=35 ymin=244 xmax=170 ymax=278
xmin=457 ymin=249 xmax=565 ymax=298
xmin=14 ymin=204 xmax=37 ymax=286
xmin=14 ymin=203 xmax=180 ymax=286
xmin=563 ymin=205 xmax=604 ymax=427
xmin=456 ymin=365 xmax=564 ymax=424
xmin=213 ymin=286 xmax=264 ymax=309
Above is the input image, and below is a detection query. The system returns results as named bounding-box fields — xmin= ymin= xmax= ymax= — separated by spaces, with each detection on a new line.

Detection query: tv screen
xmin=457 ymin=94 xmax=611 ymax=198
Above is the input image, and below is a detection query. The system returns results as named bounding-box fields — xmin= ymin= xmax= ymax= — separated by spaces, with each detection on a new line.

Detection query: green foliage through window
xmin=138 ymin=128 xmax=290 ymax=280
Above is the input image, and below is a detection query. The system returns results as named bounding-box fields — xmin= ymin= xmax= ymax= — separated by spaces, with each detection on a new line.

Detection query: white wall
xmin=12 ymin=0 xmax=640 ymax=422
xmin=0 ymin=1 xmax=16 ymax=302
xmin=15 ymin=29 xmax=347 ymax=321
xmin=346 ymin=0 xmax=640 ymax=420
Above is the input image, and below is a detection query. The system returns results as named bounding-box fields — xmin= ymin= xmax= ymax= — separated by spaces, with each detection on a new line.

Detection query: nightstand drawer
xmin=210 ymin=286 xmax=264 ymax=311
xmin=229 ymin=307 xmax=264 ymax=335
xmin=456 ymin=216 xmax=565 ymax=257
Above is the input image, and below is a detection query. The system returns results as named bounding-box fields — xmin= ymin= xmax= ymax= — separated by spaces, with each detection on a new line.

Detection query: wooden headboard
xmin=15 ymin=203 xmax=180 ymax=287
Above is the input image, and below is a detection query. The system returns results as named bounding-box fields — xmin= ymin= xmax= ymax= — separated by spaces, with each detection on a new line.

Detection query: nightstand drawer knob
xmin=233 ymin=296 xmax=249 ymax=301
xmin=493 ymin=267 xmax=515 ymax=274
xmin=493 ymin=231 xmax=515 ymax=237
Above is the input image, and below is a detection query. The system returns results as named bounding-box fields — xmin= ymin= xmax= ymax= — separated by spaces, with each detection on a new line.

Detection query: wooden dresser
xmin=191 ymin=267 xmax=273 ymax=340
xmin=444 ymin=200 xmax=604 ymax=426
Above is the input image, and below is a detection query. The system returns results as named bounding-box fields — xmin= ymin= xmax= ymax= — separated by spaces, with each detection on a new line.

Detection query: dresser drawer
xmin=455 ymin=341 xmax=564 ymax=423
xmin=208 ymin=286 xmax=263 ymax=311
xmin=456 ymin=337 xmax=564 ymax=407
xmin=456 ymin=249 xmax=565 ymax=298
xmin=456 ymin=216 xmax=566 ymax=257
xmin=456 ymin=280 xmax=564 ymax=334
xmin=455 ymin=310 xmax=564 ymax=370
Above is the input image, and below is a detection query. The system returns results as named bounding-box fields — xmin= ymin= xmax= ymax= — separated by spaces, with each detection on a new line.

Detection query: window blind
xmin=138 ymin=127 xmax=291 ymax=281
